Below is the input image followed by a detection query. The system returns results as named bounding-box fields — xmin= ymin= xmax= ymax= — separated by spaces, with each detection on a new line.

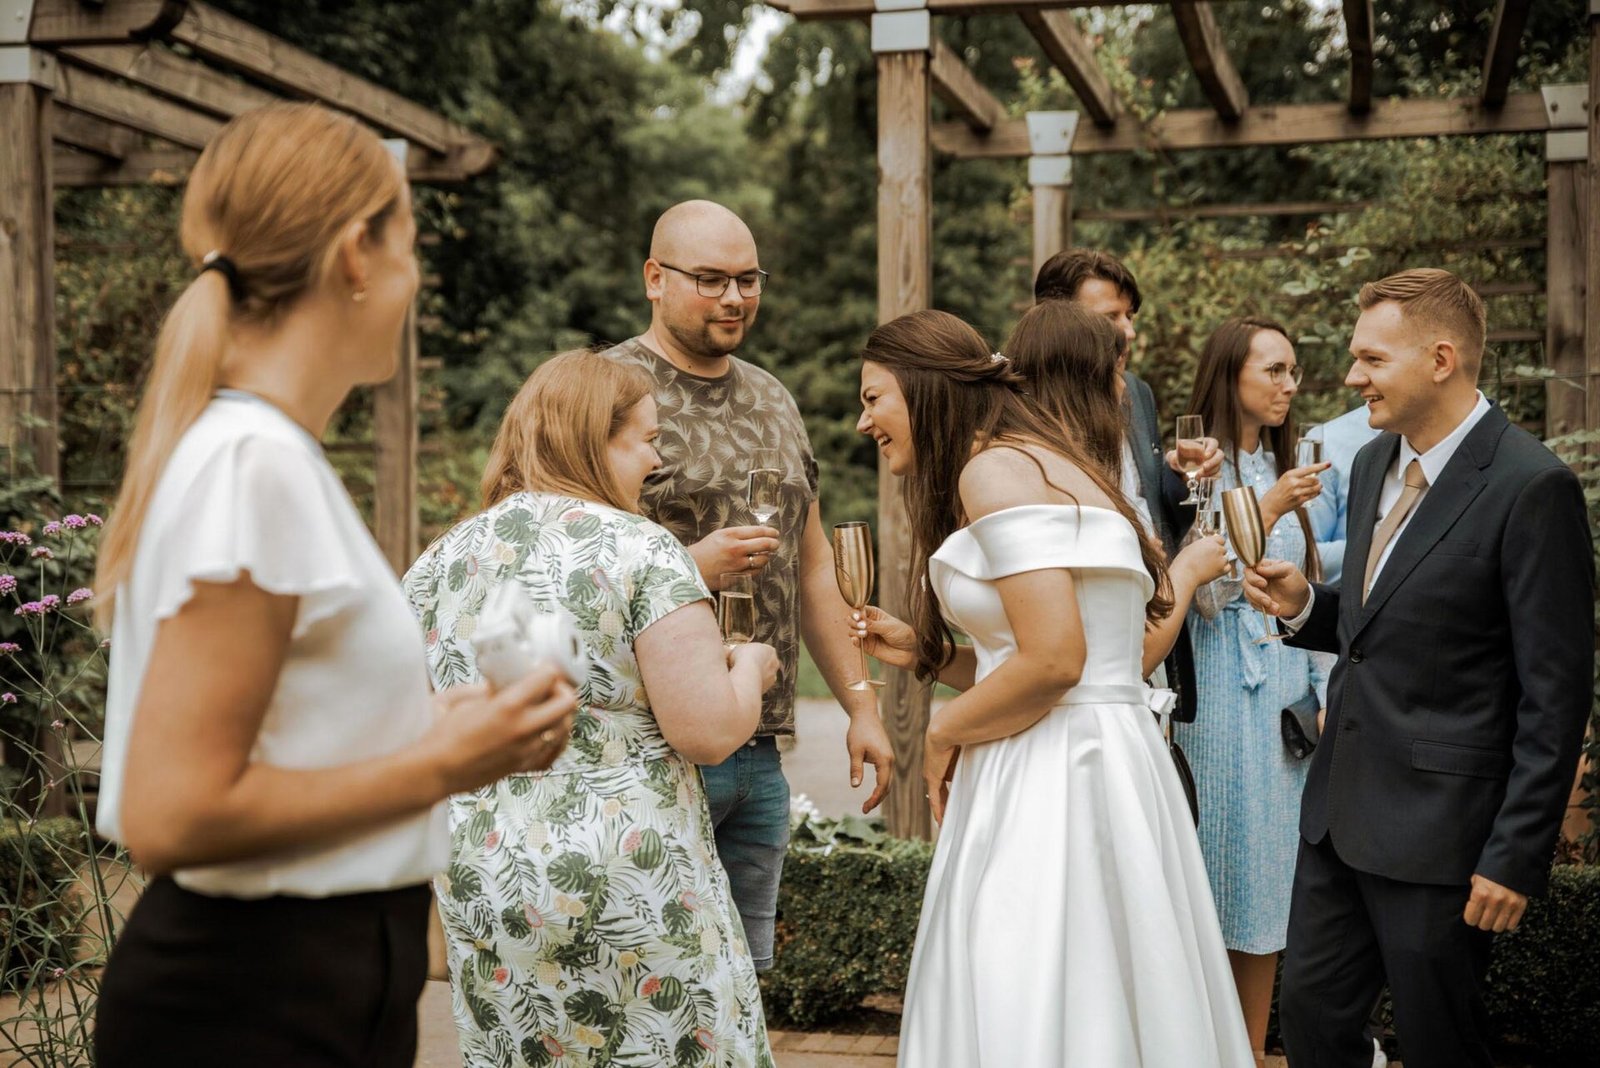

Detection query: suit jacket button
xmin=1349 ymin=649 xmax=1364 ymax=664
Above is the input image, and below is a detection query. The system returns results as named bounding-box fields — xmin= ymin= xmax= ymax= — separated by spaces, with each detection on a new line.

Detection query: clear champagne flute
xmin=1296 ymin=428 xmax=1324 ymax=470
xmin=832 ymin=521 xmax=885 ymax=690
xmin=1176 ymin=415 xmax=1206 ymax=505
xmin=1194 ymin=476 xmax=1219 ymax=535
xmin=718 ymin=574 xmax=755 ymax=650
xmin=747 ymin=448 xmax=782 ymax=526
xmin=1221 ymin=486 xmax=1286 ymax=645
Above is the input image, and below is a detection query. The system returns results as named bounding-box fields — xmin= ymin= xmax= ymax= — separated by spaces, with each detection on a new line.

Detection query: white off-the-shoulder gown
xmin=897 ymin=505 xmax=1253 ymax=1068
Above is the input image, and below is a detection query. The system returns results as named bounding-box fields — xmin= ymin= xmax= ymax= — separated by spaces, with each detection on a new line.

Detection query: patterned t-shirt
xmin=600 ymin=338 xmax=818 ymax=737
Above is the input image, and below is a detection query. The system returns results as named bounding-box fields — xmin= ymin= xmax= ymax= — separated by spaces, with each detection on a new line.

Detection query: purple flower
xmin=66 ymin=588 xmax=93 ymax=606
xmin=0 ymin=643 xmax=19 ymax=655
xmin=50 ymin=719 xmax=63 ymax=731
xmin=86 ymin=514 xmax=102 ymax=526
xmin=41 ymin=522 xmax=61 ymax=537
xmin=0 ymin=693 xmax=15 ymax=705
xmin=39 ymin=595 xmax=59 ymax=611
xmin=62 ymin=515 xmax=87 ymax=530
xmin=30 ymin=547 xmax=53 ymax=561
xmin=13 ymin=602 xmax=40 ymax=618
xmin=0 ymin=532 xmax=30 ymax=546
xmin=0 ymin=575 xmax=14 ymax=595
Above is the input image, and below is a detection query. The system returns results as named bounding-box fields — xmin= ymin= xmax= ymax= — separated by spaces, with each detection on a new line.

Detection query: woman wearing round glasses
xmin=1173 ymin=316 xmax=1337 ymax=1067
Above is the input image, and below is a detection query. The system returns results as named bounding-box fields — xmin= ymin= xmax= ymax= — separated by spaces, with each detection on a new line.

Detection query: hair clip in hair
xmin=990 ymin=351 xmax=1008 ymax=364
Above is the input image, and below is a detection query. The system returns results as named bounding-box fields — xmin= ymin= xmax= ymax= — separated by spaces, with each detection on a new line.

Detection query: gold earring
xmin=352 ymin=288 xmax=368 ymax=303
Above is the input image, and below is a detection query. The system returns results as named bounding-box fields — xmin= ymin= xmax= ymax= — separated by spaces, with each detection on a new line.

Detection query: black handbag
xmin=1169 ymin=739 xmax=1199 ymax=826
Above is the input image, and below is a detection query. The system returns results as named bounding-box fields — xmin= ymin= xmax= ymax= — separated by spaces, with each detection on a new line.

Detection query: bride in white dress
xmin=852 ymin=309 xmax=1253 ymax=1067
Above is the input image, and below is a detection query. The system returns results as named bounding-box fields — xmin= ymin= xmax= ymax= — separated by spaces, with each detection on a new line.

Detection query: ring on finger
xmin=539 ymin=727 xmax=560 ymax=746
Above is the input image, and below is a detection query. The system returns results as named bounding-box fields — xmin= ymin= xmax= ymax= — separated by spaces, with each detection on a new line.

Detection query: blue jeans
xmin=699 ymin=736 xmax=791 ymax=971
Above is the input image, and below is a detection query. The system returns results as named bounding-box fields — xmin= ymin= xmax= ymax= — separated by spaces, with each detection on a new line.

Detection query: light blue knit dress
xmin=1175 ymin=445 xmax=1334 ymax=955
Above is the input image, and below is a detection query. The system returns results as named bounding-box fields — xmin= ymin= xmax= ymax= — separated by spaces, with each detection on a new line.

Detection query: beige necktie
xmin=1363 ymin=458 xmax=1428 ymax=603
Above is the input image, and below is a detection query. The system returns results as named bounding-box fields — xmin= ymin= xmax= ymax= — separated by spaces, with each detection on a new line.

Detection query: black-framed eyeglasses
xmin=656 ymin=261 xmax=769 ymax=298
xmin=1262 ymin=362 xmax=1304 ymax=386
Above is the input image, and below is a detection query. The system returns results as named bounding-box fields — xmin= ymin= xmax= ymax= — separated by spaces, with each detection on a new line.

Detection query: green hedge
xmin=764 ymin=824 xmax=1600 ymax=1061
xmin=760 ymin=818 xmax=932 ymax=1027
xmin=0 ymin=818 xmax=91 ymax=991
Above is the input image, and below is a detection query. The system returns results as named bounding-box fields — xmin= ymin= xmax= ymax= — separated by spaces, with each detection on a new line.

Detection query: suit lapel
xmin=1354 ymin=407 xmax=1505 ymax=630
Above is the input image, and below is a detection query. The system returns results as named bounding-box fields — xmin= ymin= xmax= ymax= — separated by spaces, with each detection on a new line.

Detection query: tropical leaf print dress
xmin=402 ymin=492 xmax=775 ymax=1068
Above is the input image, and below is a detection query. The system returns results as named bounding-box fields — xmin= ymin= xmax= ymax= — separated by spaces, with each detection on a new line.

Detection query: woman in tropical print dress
xmin=404 ymin=351 xmax=779 ymax=1068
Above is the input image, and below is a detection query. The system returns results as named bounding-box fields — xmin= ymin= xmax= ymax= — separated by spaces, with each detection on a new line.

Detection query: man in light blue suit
xmin=1303 ymin=405 xmax=1382 ymax=586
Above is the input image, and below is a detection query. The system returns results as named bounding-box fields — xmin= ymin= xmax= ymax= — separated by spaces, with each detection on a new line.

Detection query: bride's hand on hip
xmin=850 ymin=606 xmax=917 ymax=671
xmin=923 ymin=731 xmax=960 ymax=824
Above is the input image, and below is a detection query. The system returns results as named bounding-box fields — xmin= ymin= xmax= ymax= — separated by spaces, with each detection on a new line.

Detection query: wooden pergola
xmin=1 ymin=0 xmax=498 ymax=574
xmin=761 ymin=0 xmax=1595 ymax=838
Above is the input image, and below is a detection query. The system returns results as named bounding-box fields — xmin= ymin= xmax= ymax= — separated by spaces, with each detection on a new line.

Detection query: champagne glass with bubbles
xmin=833 ymin=522 xmax=885 ymax=690
xmin=1176 ymin=416 xmax=1206 ymax=505
xmin=1221 ymin=486 xmax=1286 ymax=645
xmin=1297 ymin=426 xmax=1324 ymax=470
xmin=718 ymin=574 xmax=755 ymax=650
xmin=747 ymin=449 xmax=782 ymax=526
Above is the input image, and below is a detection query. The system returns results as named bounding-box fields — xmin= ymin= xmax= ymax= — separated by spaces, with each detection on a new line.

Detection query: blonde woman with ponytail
xmin=92 ymin=103 xmax=578 ymax=1068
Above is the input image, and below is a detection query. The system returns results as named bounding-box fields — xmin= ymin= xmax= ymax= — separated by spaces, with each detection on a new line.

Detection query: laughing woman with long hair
xmin=851 ymin=309 xmax=1251 ymax=1067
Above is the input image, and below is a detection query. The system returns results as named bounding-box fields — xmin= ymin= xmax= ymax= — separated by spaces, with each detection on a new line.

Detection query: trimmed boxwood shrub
xmin=764 ymin=825 xmax=1600 ymax=1063
xmin=759 ymin=817 xmax=932 ymax=1027
xmin=0 ymin=818 xmax=91 ymax=991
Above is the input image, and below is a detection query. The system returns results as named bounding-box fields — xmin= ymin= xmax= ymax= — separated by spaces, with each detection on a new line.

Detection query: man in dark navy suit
xmin=1245 ymin=268 xmax=1593 ymax=1068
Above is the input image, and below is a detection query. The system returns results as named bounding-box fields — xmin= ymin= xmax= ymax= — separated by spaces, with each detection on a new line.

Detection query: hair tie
xmin=990 ymin=351 xmax=1008 ymax=364
xmin=199 ymin=250 xmax=246 ymax=302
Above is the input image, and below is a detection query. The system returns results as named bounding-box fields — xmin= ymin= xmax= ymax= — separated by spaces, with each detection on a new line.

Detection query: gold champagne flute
xmin=1176 ymin=415 xmax=1206 ymax=505
xmin=1221 ymin=485 xmax=1286 ymax=645
xmin=832 ymin=521 xmax=885 ymax=690
xmin=718 ymin=573 xmax=755 ymax=649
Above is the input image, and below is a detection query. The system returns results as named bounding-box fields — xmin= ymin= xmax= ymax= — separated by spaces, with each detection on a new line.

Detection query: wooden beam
xmin=0 ymin=83 xmax=60 ymax=484
xmin=168 ymin=3 xmax=472 ymax=157
xmin=933 ymin=92 xmax=1551 ymax=158
xmin=58 ymin=42 xmax=277 ymax=119
xmin=26 ymin=0 xmax=187 ymax=45
xmin=876 ymin=48 xmax=933 ymax=842
xmin=1078 ymin=199 xmax=1374 ymax=221
xmin=773 ymin=0 xmax=1253 ymax=18
xmin=1018 ymin=9 xmax=1120 ymax=128
xmin=1169 ymin=2 xmax=1248 ymax=121
xmin=51 ymin=107 xmax=136 ymax=159
xmin=929 ymin=37 xmax=1004 ymax=133
xmin=373 ymin=307 xmax=419 ymax=574
xmin=1481 ymin=0 xmax=1534 ymax=109
xmin=52 ymin=145 xmax=196 ymax=186
xmin=1343 ymin=0 xmax=1375 ymax=116
xmin=53 ymin=63 xmax=221 ymax=149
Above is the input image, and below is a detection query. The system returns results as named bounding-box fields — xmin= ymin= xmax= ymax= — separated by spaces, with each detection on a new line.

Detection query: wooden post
xmin=1026 ymin=112 xmax=1079 ymax=286
xmin=1586 ymin=8 xmax=1600 ymax=448
xmin=373 ymin=305 xmax=419 ymax=574
xmin=874 ymin=2 xmax=933 ymax=840
xmin=1544 ymin=86 xmax=1587 ymax=444
xmin=0 ymin=47 xmax=59 ymax=485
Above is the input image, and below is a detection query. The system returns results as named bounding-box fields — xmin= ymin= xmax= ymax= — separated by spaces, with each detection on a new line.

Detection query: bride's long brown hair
xmin=861 ymin=309 xmax=1172 ymax=683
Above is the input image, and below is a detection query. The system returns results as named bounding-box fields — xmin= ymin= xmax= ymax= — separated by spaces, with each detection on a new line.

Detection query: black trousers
xmin=96 ymin=877 xmax=430 ymax=1068
xmin=1279 ymin=835 xmax=1494 ymax=1068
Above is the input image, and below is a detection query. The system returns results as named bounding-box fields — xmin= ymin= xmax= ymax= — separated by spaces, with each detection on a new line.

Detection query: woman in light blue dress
xmin=1173 ymin=317 xmax=1336 ymax=1065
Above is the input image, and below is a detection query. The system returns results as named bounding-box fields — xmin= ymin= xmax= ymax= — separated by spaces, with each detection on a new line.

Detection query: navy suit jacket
xmin=1287 ymin=405 xmax=1592 ymax=895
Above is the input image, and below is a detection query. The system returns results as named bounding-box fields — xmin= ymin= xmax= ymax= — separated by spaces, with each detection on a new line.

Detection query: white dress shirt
xmin=1284 ymin=392 xmax=1491 ymax=629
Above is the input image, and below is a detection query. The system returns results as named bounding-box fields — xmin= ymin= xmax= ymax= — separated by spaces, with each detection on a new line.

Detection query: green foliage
xmin=1484 ymin=865 xmax=1600 ymax=1061
xmin=759 ymin=813 xmax=931 ymax=1027
xmin=0 ymin=818 xmax=89 ymax=991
